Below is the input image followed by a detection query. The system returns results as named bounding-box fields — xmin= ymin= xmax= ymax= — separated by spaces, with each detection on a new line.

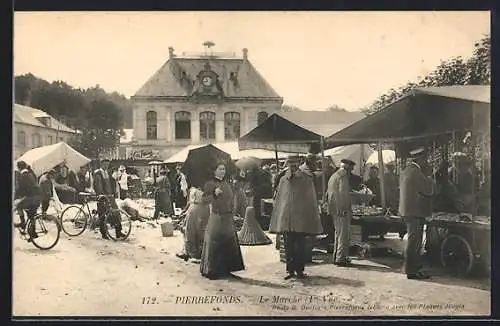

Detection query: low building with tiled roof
xmin=130 ymin=45 xmax=283 ymax=159
xmin=13 ymin=103 xmax=79 ymax=158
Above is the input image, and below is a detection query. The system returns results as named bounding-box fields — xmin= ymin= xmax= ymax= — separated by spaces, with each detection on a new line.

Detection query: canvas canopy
xmin=16 ymin=142 xmax=91 ymax=176
xmin=164 ymin=141 xmax=291 ymax=163
xmin=324 ymin=144 xmax=375 ymax=176
xmin=325 ymin=86 xmax=490 ymax=147
xmin=238 ymin=113 xmax=363 ymax=153
xmin=366 ymin=150 xmax=396 ymax=165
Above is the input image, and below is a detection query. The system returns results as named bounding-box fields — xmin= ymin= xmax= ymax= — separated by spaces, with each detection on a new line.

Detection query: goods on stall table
xmin=352 ymin=205 xmax=384 ymax=216
xmin=428 ymin=212 xmax=473 ymax=223
xmin=473 ymin=215 xmax=491 ymax=225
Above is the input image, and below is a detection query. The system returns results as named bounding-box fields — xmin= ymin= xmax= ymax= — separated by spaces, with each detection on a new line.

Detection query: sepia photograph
xmin=12 ymin=11 xmax=491 ymax=317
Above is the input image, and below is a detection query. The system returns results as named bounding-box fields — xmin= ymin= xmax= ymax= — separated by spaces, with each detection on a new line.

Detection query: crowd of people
xmin=14 ymin=145 xmax=487 ymax=282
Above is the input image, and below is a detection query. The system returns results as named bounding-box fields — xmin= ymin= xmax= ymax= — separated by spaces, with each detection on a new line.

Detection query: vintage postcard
xmin=12 ymin=11 xmax=491 ymax=318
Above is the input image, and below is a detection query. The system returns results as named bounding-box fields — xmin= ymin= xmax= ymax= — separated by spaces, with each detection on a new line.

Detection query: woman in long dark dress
xmin=153 ymin=169 xmax=174 ymax=220
xmin=200 ymin=163 xmax=245 ymax=280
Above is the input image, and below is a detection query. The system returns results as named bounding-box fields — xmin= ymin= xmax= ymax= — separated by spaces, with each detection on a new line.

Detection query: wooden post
xmin=359 ymin=144 xmax=365 ymax=178
xmin=320 ymin=137 xmax=326 ymax=198
xmin=432 ymin=140 xmax=436 ymax=181
xmin=274 ymin=143 xmax=279 ymax=169
xmin=377 ymin=141 xmax=386 ymax=208
xmin=471 ymin=106 xmax=477 ymax=216
xmin=273 ymin=115 xmax=279 ymax=169
xmin=451 ymin=131 xmax=457 ymax=183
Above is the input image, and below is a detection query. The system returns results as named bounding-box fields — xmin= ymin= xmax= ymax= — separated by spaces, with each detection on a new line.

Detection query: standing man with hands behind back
xmin=269 ymin=155 xmax=323 ymax=280
xmin=399 ymin=147 xmax=436 ymax=280
xmin=327 ymin=159 xmax=356 ymax=267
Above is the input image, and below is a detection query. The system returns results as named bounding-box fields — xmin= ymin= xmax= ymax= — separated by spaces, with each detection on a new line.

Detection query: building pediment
xmin=190 ymin=62 xmax=224 ymax=103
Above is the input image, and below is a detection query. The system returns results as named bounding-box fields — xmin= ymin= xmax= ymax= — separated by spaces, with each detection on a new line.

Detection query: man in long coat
xmin=93 ymin=159 xmax=125 ymax=240
xmin=326 ymin=159 xmax=355 ymax=266
xmin=269 ymin=155 xmax=323 ymax=280
xmin=399 ymin=147 xmax=435 ymax=280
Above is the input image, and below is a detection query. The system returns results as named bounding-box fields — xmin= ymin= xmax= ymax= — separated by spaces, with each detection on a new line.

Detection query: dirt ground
xmin=12 ymin=211 xmax=491 ymax=317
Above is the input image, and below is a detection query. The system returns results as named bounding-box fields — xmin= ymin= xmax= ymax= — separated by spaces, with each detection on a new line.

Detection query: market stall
xmin=325 ymin=85 xmax=491 ymax=276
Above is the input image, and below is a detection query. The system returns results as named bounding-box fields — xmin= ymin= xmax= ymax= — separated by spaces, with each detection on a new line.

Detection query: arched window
xmin=257 ymin=111 xmax=269 ymax=125
xmin=175 ymin=111 xmax=191 ymax=140
xmin=200 ymin=111 xmax=216 ymax=140
xmin=31 ymin=133 xmax=42 ymax=148
xmin=17 ymin=131 xmax=26 ymax=147
xmin=146 ymin=111 xmax=158 ymax=140
xmin=224 ymin=112 xmax=241 ymax=140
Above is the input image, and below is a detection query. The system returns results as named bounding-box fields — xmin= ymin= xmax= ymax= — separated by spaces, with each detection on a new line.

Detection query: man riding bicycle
xmin=92 ymin=159 xmax=126 ymax=240
xmin=14 ymin=161 xmax=41 ymax=240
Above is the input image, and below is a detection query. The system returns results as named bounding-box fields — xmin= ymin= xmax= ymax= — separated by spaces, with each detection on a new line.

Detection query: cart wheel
xmin=440 ymin=234 xmax=474 ymax=277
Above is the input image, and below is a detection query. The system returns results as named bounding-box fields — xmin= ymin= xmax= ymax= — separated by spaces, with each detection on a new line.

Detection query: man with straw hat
xmin=399 ymin=147 xmax=435 ymax=280
xmin=269 ymin=155 xmax=323 ymax=280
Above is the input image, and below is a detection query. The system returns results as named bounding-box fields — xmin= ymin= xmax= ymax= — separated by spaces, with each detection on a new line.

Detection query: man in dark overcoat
xmin=269 ymin=155 xmax=323 ymax=280
xmin=399 ymin=147 xmax=435 ymax=280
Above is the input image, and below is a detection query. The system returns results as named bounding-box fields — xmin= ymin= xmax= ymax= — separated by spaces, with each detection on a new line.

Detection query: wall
xmin=132 ymin=99 xmax=281 ymax=157
xmin=13 ymin=123 xmax=77 ymax=159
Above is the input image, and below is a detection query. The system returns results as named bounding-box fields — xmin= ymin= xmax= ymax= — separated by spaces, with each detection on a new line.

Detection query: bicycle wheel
xmin=29 ymin=214 xmax=61 ymax=250
xmin=105 ymin=209 xmax=132 ymax=241
xmin=61 ymin=205 xmax=89 ymax=236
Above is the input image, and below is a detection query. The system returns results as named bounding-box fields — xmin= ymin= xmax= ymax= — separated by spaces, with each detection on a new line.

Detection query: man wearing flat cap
xmin=399 ymin=147 xmax=436 ymax=280
xmin=270 ymin=155 xmax=323 ymax=279
xmin=326 ymin=158 xmax=356 ymax=266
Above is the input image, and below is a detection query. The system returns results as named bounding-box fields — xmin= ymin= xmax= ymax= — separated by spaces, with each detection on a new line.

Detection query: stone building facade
xmin=13 ymin=104 xmax=78 ymax=159
xmin=129 ymin=47 xmax=283 ymax=160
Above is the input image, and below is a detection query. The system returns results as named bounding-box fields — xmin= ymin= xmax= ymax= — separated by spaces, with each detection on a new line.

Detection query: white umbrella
xmin=16 ymin=142 xmax=91 ymax=176
xmin=366 ymin=150 xmax=396 ymax=165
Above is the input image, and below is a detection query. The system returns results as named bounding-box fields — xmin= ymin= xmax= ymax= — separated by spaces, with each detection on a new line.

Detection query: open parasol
xmin=182 ymin=144 xmax=236 ymax=188
xmin=16 ymin=142 xmax=91 ymax=176
xmin=235 ymin=157 xmax=262 ymax=172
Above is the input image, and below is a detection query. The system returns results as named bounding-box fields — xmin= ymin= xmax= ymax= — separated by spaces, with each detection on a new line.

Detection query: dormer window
xmin=37 ymin=117 xmax=51 ymax=128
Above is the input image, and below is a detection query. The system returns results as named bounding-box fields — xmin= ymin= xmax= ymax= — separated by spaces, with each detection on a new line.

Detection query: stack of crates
xmin=350 ymin=225 xmax=363 ymax=245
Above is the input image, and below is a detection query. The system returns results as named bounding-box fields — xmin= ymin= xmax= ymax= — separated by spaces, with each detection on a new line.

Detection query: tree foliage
xmin=14 ymin=74 xmax=131 ymax=158
xmin=325 ymin=104 xmax=348 ymax=112
xmin=281 ymin=104 xmax=302 ymax=112
xmin=365 ymin=34 xmax=490 ymax=115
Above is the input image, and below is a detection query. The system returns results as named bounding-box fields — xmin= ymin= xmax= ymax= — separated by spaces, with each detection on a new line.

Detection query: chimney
xmin=242 ymin=48 xmax=248 ymax=61
xmin=168 ymin=46 xmax=175 ymax=59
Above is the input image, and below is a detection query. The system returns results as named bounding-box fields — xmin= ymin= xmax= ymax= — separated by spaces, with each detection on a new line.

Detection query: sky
xmin=14 ymin=11 xmax=490 ymax=111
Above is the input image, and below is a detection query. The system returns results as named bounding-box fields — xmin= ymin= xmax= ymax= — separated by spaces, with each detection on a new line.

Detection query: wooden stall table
xmin=425 ymin=213 xmax=490 ymax=277
xmin=351 ymin=214 xmax=406 ymax=242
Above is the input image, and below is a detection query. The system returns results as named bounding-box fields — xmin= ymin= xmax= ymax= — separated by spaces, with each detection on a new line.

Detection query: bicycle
xmin=13 ymin=199 xmax=61 ymax=250
xmin=60 ymin=192 xmax=132 ymax=241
